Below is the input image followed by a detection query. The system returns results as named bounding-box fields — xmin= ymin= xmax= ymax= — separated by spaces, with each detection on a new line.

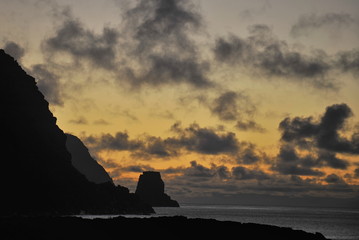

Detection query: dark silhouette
xmin=0 ymin=216 xmax=328 ymax=240
xmin=66 ymin=133 xmax=113 ymax=184
xmin=0 ymin=49 xmax=153 ymax=215
xmin=0 ymin=49 xmax=329 ymax=239
xmin=135 ymin=171 xmax=179 ymax=207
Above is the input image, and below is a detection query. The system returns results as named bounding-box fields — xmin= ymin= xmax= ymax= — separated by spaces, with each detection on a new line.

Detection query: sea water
xmin=153 ymin=204 xmax=359 ymax=240
xmin=78 ymin=204 xmax=359 ymax=240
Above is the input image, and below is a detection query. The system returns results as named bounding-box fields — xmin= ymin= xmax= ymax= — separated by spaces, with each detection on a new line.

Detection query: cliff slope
xmin=66 ymin=134 xmax=113 ymax=184
xmin=0 ymin=49 xmax=153 ymax=215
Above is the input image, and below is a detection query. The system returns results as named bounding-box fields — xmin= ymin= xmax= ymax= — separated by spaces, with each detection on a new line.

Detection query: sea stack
xmin=135 ymin=171 xmax=179 ymax=207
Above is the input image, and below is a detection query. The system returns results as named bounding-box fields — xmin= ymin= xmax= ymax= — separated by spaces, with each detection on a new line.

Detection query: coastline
xmin=1 ymin=215 xmax=328 ymax=240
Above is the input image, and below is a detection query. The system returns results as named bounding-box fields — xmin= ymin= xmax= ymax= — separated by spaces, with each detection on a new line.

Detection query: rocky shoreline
xmin=1 ymin=216 xmax=328 ymax=240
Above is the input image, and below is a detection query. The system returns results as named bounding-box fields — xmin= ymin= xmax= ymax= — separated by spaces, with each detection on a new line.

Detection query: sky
xmin=1 ymin=0 xmax=359 ymax=206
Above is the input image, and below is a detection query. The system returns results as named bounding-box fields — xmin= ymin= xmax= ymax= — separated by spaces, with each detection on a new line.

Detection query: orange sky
xmin=1 ymin=0 xmax=359 ymax=205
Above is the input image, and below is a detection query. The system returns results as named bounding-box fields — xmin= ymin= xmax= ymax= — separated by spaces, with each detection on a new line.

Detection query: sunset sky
xmin=1 ymin=0 xmax=359 ymax=205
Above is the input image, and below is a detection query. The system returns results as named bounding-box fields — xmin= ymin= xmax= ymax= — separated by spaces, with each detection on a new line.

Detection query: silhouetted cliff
xmin=0 ymin=49 xmax=153 ymax=215
xmin=135 ymin=171 xmax=179 ymax=207
xmin=66 ymin=134 xmax=113 ymax=184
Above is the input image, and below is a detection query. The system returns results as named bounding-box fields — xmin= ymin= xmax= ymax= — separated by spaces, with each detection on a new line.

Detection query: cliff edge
xmin=0 ymin=49 xmax=153 ymax=215
xmin=66 ymin=133 xmax=113 ymax=184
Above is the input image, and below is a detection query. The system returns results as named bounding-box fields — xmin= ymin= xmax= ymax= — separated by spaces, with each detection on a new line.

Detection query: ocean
xmin=79 ymin=204 xmax=359 ymax=240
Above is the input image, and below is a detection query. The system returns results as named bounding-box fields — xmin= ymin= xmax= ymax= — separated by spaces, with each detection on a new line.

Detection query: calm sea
xmin=79 ymin=204 xmax=359 ymax=240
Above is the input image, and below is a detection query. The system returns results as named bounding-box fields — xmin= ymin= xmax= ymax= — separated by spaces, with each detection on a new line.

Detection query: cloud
xmin=290 ymin=12 xmax=354 ymax=38
xmin=84 ymin=131 xmax=178 ymax=158
xmin=120 ymin=164 xmax=155 ymax=173
xmin=3 ymin=41 xmax=25 ymax=60
xmin=69 ymin=116 xmax=88 ymax=125
xmin=93 ymin=119 xmax=110 ymax=125
xmin=122 ymin=55 xmax=211 ymax=88
xmin=210 ymin=91 xmax=256 ymax=121
xmin=44 ymin=17 xmax=119 ymax=69
xmin=169 ymin=122 xmax=239 ymax=155
xmin=84 ymin=132 xmax=142 ymax=152
xmin=209 ymin=91 xmax=265 ymax=132
xmin=235 ymin=120 xmax=266 ymax=133
xmin=354 ymin=168 xmax=359 ymax=178
xmin=30 ymin=64 xmax=64 ymax=106
xmin=272 ymin=144 xmax=325 ymax=176
xmin=123 ymin=0 xmax=202 ymax=57
xmin=120 ymin=0 xmax=212 ymax=88
xmin=83 ymin=122 xmax=242 ymax=158
xmin=324 ymin=173 xmax=345 ymax=184
xmin=317 ymin=151 xmax=349 ymax=170
xmin=236 ymin=142 xmax=265 ymax=164
xmin=271 ymin=103 xmax=359 ymax=176
xmin=41 ymin=1 xmax=212 ymax=90
xmin=335 ymin=49 xmax=359 ymax=76
xmin=213 ymin=25 xmax=335 ymax=90
xmin=232 ymin=166 xmax=269 ymax=180
xmin=279 ymin=103 xmax=359 ymax=154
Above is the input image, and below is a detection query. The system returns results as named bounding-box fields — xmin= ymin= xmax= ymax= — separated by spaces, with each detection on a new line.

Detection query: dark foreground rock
xmin=136 ymin=171 xmax=179 ymax=207
xmin=0 ymin=49 xmax=153 ymax=215
xmin=0 ymin=216 xmax=329 ymax=240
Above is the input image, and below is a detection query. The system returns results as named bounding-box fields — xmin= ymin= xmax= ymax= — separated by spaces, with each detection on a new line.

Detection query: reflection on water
xmin=153 ymin=204 xmax=359 ymax=240
xmin=76 ymin=204 xmax=359 ymax=240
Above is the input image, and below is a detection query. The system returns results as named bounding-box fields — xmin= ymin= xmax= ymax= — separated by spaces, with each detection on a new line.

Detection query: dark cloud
xmin=3 ymin=41 xmax=25 ymax=60
xmin=272 ymin=144 xmax=325 ymax=176
xmin=30 ymin=64 xmax=64 ymax=106
xmin=170 ymin=122 xmax=239 ymax=155
xmin=122 ymin=55 xmax=211 ymax=88
xmin=324 ymin=174 xmax=344 ymax=184
xmin=335 ymin=49 xmax=359 ymax=76
xmin=135 ymin=135 xmax=177 ymax=158
xmin=184 ymin=161 xmax=216 ymax=178
xmin=271 ymin=103 xmax=359 ymax=176
xmin=83 ymin=122 xmax=242 ymax=158
xmin=93 ymin=119 xmax=110 ymax=125
xmin=235 ymin=120 xmax=266 ymax=133
xmin=232 ymin=166 xmax=269 ymax=180
xmin=279 ymin=103 xmax=359 ymax=154
xmin=354 ymin=168 xmax=359 ymax=178
xmin=290 ymin=12 xmax=354 ymax=37
xmin=120 ymin=164 xmax=155 ymax=173
xmin=69 ymin=116 xmax=88 ymax=125
xmin=236 ymin=142 xmax=263 ymax=165
xmin=121 ymin=0 xmax=212 ymax=88
xmin=84 ymin=132 xmax=142 ymax=152
xmin=209 ymin=91 xmax=264 ymax=132
xmin=44 ymin=16 xmax=119 ymax=69
xmin=213 ymin=25 xmax=335 ymax=90
xmin=210 ymin=91 xmax=256 ymax=121
xmin=172 ymin=161 xmax=267 ymax=181
xmin=124 ymin=0 xmax=202 ymax=56
xmin=318 ymin=104 xmax=355 ymax=152
xmin=317 ymin=151 xmax=349 ymax=170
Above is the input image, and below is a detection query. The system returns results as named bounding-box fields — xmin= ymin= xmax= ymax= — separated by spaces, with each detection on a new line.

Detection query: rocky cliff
xmin=66 ymin=134 xmax=113 ymax=184
xmin=135 ymin=171 xmax=179 ymax=207
xmin=0 ymin=49 xmax=153 ymax=215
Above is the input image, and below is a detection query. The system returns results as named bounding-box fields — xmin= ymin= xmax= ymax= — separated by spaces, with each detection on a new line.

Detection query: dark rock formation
xmin=0 ymin=49 xmax=153 ymax=215
xmin=0 ymin=216 xmax=329 ymax=240
xmin=66 ymin=134 xmax=113 ymax=184
xmin=135 ymin=171 xmax=179 ymax=207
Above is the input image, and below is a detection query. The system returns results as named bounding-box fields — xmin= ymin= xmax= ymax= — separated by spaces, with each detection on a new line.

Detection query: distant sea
xmin=79 ymin=204 xmax=359 ymax=240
